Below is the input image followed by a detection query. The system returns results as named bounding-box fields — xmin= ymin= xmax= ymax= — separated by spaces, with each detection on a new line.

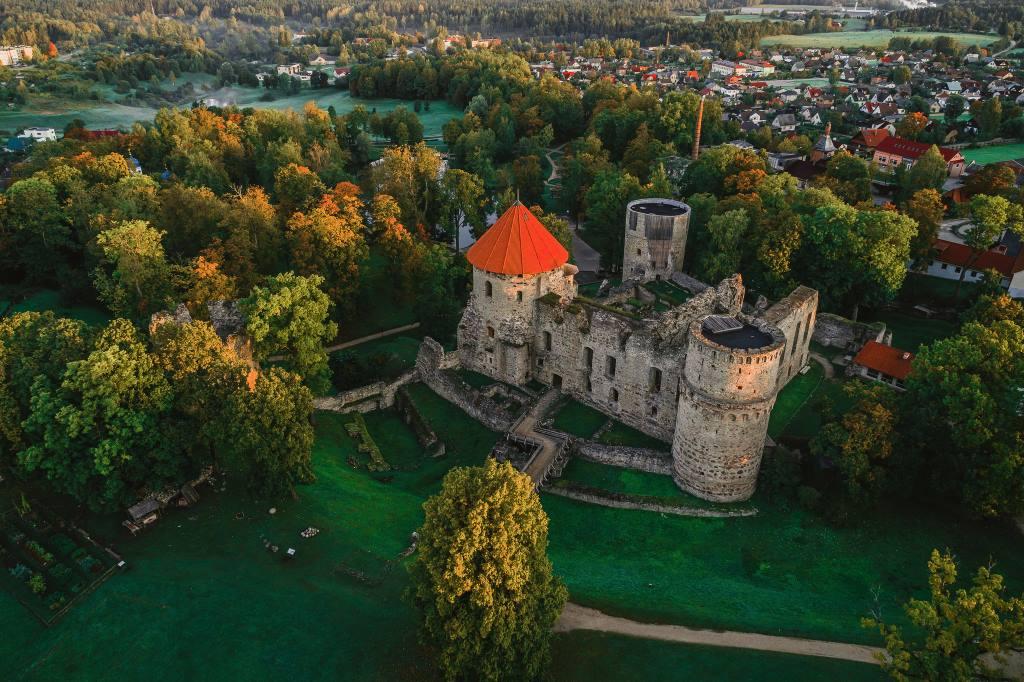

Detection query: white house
xmin=18 ymin=127 xmax=57 ymax=142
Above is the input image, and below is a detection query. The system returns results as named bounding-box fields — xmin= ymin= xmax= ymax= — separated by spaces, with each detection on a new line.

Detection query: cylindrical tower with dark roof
xmin=672 ymin=314 xmax=785 ymax=502
xmin=622 ymin=198 xmax=690 ymax=282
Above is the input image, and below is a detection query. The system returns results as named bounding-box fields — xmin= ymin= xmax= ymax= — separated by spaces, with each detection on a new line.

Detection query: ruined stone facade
xmin=457 ymin=200 xmax=818 ymax=502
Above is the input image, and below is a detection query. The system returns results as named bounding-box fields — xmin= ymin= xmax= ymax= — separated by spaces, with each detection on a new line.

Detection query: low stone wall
xmin=543 ymin=484 xmax=757 ymax=518
xmin=314 ymin=369 xmax=418 ymax=413
xmin=417 ymin=336 xmax=514 ymax=432
xmin=395 ymin=386 xmax=445 ymax=456
xmin=575 ymin=441 xmax=673 ymax=476
xmin=811 ymin=313 xmax=886 ymax=349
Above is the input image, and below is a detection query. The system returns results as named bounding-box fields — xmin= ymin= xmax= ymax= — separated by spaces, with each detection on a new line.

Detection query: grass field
xmin=863 ymin=311 xmax=956 ymax=352
xmin=558 ymin=458 xmax=682 ymax=499
xmin=962 ymin=142 xmax=1024 ymax=165
xmin=0 ymin=383 xmax=498 ymax=681
xmin=767 ymin=362 xmax=824 ymax=439
xmin=0 ymin=288 xmax=110 ymax=327
xmin=0 ymin=88 xmax=462 ymax=140
xmin=544 ymin=492 xmax=1024 ymax=645
xmin=551 ymin=399 xmax=609 ymax=438
xmin=596 ymin=421 xmax=669 ymax=449
xmin=761 ymin=29 xmax=998 ymax=49
xmin=551 ymin=631 xmax=884 ymax=681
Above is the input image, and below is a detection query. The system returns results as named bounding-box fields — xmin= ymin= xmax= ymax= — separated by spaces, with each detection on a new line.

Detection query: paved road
xmin=555 ymin=603 xmax=883 ymax=665
xmin=571 ymin=227 xmax=602 ymax=274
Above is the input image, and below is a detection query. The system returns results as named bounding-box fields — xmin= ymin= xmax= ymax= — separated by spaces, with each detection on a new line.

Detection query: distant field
xmin=0 ymin=87 xmax=462 ymax=139
xmin=962 ymin=142 xmax=1024 ymax=165
xmin=762 ymin=29 xmax=998 ymax=49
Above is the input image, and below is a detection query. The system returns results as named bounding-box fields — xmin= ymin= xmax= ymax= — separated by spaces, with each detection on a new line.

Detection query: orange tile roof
xmin=466 ymin=203 xmax=569 ymax=276
xmin=853 ymin=341 xmax=914 ymax=380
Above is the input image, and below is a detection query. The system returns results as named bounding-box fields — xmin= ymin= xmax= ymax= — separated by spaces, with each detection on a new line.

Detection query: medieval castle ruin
xmin=457 ymin=200 xmax=818 ymax=502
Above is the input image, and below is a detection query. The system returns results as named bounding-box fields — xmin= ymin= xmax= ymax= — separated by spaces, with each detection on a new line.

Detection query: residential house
xmin=851 ymin=341 xmax=913 ymax=390
xmin=0 ymin=45 xmax=33 ymax=66
xmin=872 ymin=136 xmax=964 ymax=178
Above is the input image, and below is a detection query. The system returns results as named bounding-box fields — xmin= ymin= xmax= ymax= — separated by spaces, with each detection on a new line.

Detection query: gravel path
xmin=555 ymin=603 xmax=883 ymax=665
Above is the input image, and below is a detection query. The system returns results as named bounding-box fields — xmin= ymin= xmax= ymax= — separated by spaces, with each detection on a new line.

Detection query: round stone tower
xmin=622 ymin=198 xmax=690 ymax=282
xmin=671 ymin=314 xmax=785 ymax=502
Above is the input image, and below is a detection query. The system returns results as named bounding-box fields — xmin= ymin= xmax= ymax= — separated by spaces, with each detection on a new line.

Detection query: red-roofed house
xmin=851 ymin=341 xmax=914 ymax=390
xmin=847 ymin=128 xmax=890 ymax=156
xmin=872 ymin=136 xmax=965 ymax=178
xmin=924 ymin=238 xmax=1024 ymax=296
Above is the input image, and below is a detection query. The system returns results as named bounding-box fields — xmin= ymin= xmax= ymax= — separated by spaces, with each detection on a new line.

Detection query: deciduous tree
xmin=409 ymin=459 xmax=567 ymax=682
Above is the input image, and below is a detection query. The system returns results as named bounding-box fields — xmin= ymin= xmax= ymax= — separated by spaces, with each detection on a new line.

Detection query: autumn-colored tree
xmin=220 ymin=186 xmax=283 ymax=287
xmin=274 ymin=163 xmax=326 ymax=216
xmin=286 ymin=195 xmax=368 ymax=306
xmin=895 ymin=111 xmax=929 ymax=140
xmin=865 ymin=550 xmax=1024 ymax=681
xmin=409 ymin=460 xmax=567 ymax=681
xmin=174 ymin=253 xmax=238 ymax=319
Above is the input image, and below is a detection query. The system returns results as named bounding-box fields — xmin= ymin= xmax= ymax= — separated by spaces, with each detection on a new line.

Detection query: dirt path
xmin=266 ymin=322 xmax=420 ymax=361
xmin=544 ymin=143 xmax=566 ymax=186
xmin=555 ymin=603 xmax=883 ymax=665
xmin=808 ymin=351 xmax=835 ymax=379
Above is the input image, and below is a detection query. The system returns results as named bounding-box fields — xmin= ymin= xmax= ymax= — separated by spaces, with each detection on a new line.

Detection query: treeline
xmin=876 ymin=0 xmax=1024 ymax=41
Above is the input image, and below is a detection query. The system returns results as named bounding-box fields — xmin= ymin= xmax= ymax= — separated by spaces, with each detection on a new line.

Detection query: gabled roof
xmin=875 ymin=136 xmax=962 ymax=163
xmin=466 ymin=203 xmax=568 ymax=276
xmin=932 ymin=238 xmax=1016 ymax=276
xmin=853 ymin=341 xmax=914 ymax=380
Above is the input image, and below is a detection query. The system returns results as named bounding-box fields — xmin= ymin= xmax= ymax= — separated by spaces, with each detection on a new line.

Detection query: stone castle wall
xmin=761 ymin=286 xmax=819 ymax=388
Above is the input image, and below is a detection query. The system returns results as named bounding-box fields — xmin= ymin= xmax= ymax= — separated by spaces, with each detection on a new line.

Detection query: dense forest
xmin=876 ymin=0 xmax=1024 ymax=41
xmin=2 ymin=0 xmax=818 ymax=58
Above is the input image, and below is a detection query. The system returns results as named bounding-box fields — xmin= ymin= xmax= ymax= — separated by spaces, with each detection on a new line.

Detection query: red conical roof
xmin=466 ymin=203 xmax=569 ymax=276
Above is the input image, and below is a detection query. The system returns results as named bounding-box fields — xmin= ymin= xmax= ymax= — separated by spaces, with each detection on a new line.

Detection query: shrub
xmin=797 ymin=485 xmax=822 ymax=511
xmin=29 ymin=573 xmax=46 ymax=595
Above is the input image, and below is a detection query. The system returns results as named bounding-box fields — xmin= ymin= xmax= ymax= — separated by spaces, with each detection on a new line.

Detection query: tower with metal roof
xmin=457 ymin=202 xmax=578 ymax=385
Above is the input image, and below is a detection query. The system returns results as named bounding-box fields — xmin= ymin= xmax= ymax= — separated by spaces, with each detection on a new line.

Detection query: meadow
xmin=761 ymin=29 xmax=998 ymax=49
xmin=0 ymin=86 xmax=462 ymax=141
xmin=961 ymin=142 xmax=1024 ymax=165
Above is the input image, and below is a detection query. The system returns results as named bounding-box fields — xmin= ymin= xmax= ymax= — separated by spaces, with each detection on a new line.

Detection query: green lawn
xmin=864 ymin=312 xmax=957 ymax=353
xmin=0 ymin=89 xmax=461 ymax=140
xmin=777 ymin=377 xmax=854 ymax=441
xmin=552 ymin=631 xmax=884 ymax=681
xmin=340 ymin=250 xmax=418 ymax=341
xmin=768 ymin=363 xmax=824 ymax=439
xmin=0 ymin=383 xmax=499 ymax=681
xmin=899 ymin=273 xmax=977 ymax=308
xmin=557 ymin=458 xmax=681 ymax=499
xmin=551 ymin=399 xmax=609 ymax=438
xmin=761 ymin=29 xmax=998 ymax=49
xmin=962 ymin=142 xmax=1024 ymax=165
xmin=597 ymin=421 xmax=669 ymax=449
xmin=544 ymin=492 xmax=1024 ymax=645
xmin=0 ymin=288 xmax=110 ymax=327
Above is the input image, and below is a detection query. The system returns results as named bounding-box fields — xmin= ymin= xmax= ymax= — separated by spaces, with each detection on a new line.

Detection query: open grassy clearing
xmin=0 ymin=287 xmax=110 ymax=327
xmin=543 ymin=491 xmax=1024 ymax=646
xmin=551 ymin=631 xmax=884 ymax=681
xmin=597 ymin=421 xmax=669 ymax=449
xmin=0 ymin=89 xmax=462 ymax=139
xmin=863 ymin=311 xmax=956 ymax=353
xmin=557 ymin=458 xmax=681 ymax=499
xmin=0 ymin=383 xmax=498 ymax=681
xmin=962 ymin=142 xmax=1024 ymax=165
xmin=761 ymin=29 xmax=998 ymax=49
xmin=340 ymin=250 xmax=418 ymax=342
xmin=767 ymin=362 xmax=824 ymax=439
xmin=551 ymin=398 xmax=609 ymax=438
